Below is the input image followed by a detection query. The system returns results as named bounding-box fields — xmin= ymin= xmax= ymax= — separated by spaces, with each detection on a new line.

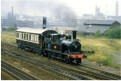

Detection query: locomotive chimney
xmin=72 ymin=31 xmax=77 ymax=39
xmin=43 ymin=17 xmax=47 ymax=29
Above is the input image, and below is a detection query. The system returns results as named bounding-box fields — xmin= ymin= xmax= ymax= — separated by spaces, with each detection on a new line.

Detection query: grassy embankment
xmin=1 ymin=31 xmax=16 ymax=44
xmin=77 ymin=35 xmax=121 ymax=69
xmin=1 ymin=31 xmax=121 ymax=69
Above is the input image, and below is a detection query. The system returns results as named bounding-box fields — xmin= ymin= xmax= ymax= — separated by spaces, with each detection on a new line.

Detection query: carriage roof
xmin=16 ymin=28 xmax=57 ymax=35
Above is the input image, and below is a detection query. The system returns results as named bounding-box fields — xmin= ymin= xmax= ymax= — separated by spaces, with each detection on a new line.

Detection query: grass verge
xmin=77 ymin=35 xmax=121 ymax=69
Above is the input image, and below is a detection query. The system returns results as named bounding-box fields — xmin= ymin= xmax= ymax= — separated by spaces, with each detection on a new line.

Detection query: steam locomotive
xmin=16 ymin=17 xmax=86 ymax=64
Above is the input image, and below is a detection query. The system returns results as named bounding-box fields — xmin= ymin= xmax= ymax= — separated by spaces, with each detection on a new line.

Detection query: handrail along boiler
xmin=16 ymin=17 xmax=86 ymax=64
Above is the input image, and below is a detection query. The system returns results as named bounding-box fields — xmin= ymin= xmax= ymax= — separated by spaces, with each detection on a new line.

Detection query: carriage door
xmin=39 ymin=35 xmax=43 ymax=48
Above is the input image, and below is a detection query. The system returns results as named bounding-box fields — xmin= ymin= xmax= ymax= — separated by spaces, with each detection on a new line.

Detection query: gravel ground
xmin=1 ymin=54 xmax=70 ymax=80
xmin=1 ymin=70 xmax=16 ymax=80
xmin=83 ymin=59 xmax=121 ymax=76
xmin=113 ymin=52 xmax=121 ymax=65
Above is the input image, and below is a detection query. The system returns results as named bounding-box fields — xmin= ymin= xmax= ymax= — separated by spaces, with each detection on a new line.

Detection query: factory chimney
xmin=72 ymin=31 xmax=77 ymax=39
xmin=43 ymin=17 xmax=47 ymax=29
xmin=11 ymin=6 xmax=14 ymax=19
xmin=115 ymin=1 xmax=119 ymax=16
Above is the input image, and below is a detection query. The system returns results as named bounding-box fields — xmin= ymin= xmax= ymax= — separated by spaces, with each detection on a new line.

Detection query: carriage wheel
xmin=64 ymin=58 xmax=69 ymax=64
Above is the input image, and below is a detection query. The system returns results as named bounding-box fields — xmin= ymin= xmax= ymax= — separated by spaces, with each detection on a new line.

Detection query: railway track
xmin=79 ymin=64 xmax=121 ymax=79
xmin=1 ymin=60 xmax=39 ymax=80
xmin=2 ymin=42 xmax=121 ymax=80
xmin=48 ymin=59 xmax=121 ymax=80
xmin=2 ymin=49 xmax=92 ymax=80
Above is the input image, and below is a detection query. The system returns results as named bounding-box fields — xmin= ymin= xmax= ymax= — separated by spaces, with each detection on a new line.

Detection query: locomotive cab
xmin=65 ymin=34 xmax=71 ymax=40
xmin=48 ymin=34 xmax=65 ymax=42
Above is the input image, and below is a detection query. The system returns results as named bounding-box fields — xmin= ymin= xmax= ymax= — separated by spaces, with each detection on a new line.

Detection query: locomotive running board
xmin=45 ymin=48 xmax=68 ymax=55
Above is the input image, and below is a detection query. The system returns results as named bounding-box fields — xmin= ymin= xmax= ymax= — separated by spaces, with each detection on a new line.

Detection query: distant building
xmin=1 ymin=6 xmax=16 ymax=28
xmin=47 ymin=18 xmax=79 ymax=27
xmin=82 ymin=14 xmax=94 ymax=19
xmin=16 ymin=20 xmax=34 ymax=27
xmin=79 ymin=20 xmax=120 ymax=34
xmin=95 ymin=6 xmax=100 ymax=14
xmin=95 ymin=6 xmax=105 ymax=19
xmin=107 ymin=16 xmax=121 ymax=21
xmin=106 ymin=1 xmax=120 ymax=21
xmin=1 ymin=19 xmax=14 ymax=27
xmin=1 ymin=17 xmax=34 ymax=28
xmin=1 ymin=6 xmax=34 ymax=28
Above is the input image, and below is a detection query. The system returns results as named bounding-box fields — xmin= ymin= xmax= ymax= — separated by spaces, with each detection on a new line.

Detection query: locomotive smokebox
xmin=43 ymin=17 xmax=47 ymax=29
xmin=72 ymin=31 xmax=77 ymax=39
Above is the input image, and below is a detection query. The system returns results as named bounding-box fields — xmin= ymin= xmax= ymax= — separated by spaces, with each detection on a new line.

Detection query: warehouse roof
xmin=84 ymin=20 xmax=120 ymax=25
xmin=79 ymin=25 xmax=110 ymax=33
xmin=80 ymin=20 xmax=121 ymax=34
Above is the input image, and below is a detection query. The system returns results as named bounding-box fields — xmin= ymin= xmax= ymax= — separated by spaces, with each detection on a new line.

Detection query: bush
xmin=94 ymin=31 xmax=102 ymax=37
xmin=5 ymin=26 xmax=17 ymax=31
xmin=2 ymin=27 xmax=7 ymax=31
xmin=104 ymin=26 xmax=121 ymax=39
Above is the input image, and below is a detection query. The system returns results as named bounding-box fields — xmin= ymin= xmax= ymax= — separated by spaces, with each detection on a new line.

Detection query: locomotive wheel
xmin=64 ymin=51 xmax=69 ymax=63
xmin=42 ymin=50 xmax=48 ymax=57
xmin=32 ymin=49 xmax=35 ymax=53
xmin=64 ymin=59 xmax=69 ymax=64
xmin=76 ymin=59 xmax=82 ymax=65
xmin=17 ymin=43 xmax=21 ymax=49
xmin=38 ymin=51 xmax=42 ymax=56
xmin=76 ymin=62 xmax=79 ymax=65
xmin=48 ymin=52 xmax=51 ymax=59
xmin=21 ymin=45 xmax=24 ymax=50
xmin=17 ymin=44 xmax=20 ymax=48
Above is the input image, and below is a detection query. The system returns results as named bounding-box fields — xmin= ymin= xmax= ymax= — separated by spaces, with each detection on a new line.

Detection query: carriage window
xmin=34 ymin=35 xmax=36 ymax=42
xmin=31 ymin=34 xmax=32 ymax=41
xmin=36 ymin=35 xmax=39 ymax=42
xmin=16 ymin=32 xmax=19 ymax=38
xmin=31 ymin=34 xmax=34 ymax=41
xmin=34 ymin=35 xmax=39 ymax=42
xmin=22 ymin=33 xmax=24 ymax=39
xmin=33 ymin=34 xmax=35 ymax=42
xmin=26 ymin=34 xmax=27 ymax=40
xmin=25 ymin=34 xmax=27 ymax=40
xmin=24 ymin=33 xmax=26 ymax=40
xmin=27 ymin=34 xmax=29 ymax=40
xmin=29 ymin=34 xmax=31 ymax=41
xmin=19 ymin=33 xmax=22 ymax=39
xmin=19 ymin=33 xmax=20 ymax=38
xmin=34 ymin=35 xmax=37 ymax=42
xmin=26 ymin=34 xmax=28 ymax=40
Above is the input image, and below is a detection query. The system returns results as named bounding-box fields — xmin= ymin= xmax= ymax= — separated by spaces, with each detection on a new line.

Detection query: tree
xmin=6 ymin=26 xmax=17 ymax=31
xmin=94 ymin=31 xmax=102 ymax=37
xmin=104 ymin=26 xmax=121 ymax=39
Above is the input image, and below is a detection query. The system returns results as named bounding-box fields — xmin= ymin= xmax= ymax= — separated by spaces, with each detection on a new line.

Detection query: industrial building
xmin=79 ymin=20 xmax=121 ymax=34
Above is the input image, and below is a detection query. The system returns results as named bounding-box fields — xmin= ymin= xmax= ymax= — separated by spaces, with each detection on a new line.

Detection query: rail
xmin=1 ymin=60 xmax=40 ymax=80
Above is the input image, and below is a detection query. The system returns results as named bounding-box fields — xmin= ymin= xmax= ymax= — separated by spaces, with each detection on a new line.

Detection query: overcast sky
xmin=1 ymin=0 xmax=121 ymax=17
